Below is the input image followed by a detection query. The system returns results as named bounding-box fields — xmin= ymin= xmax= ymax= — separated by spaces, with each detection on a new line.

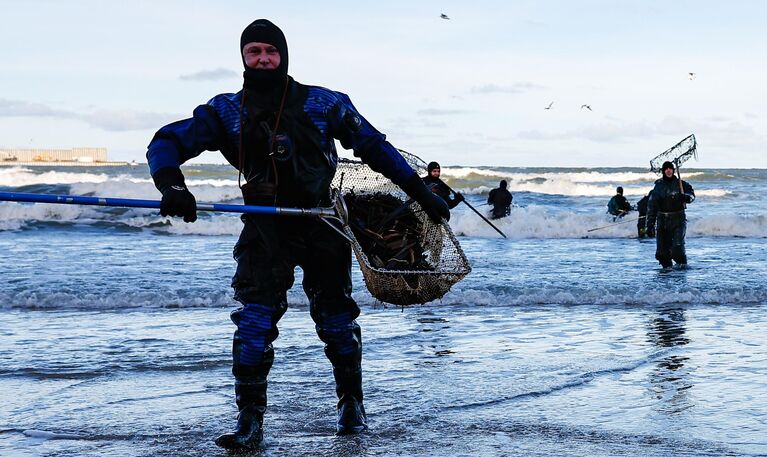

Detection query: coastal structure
xmin=0 ymin=147 xmax=128 ymax=166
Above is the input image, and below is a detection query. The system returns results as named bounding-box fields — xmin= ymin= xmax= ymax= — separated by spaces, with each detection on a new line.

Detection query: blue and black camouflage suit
xmin=147 ymin=77 xmax=424 ymax=414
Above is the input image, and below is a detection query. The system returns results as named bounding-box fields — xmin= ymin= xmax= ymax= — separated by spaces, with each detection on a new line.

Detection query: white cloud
xmin=0 ymin=99 xmax=182 ymax=132
xmin=470 ymin=82 xmax=546 ymax=95
xmin=0 ymin=99 xmax=74 ymax=118
xmin=416 ymin=108 xmax=471 ymax=116
xmin=179 ymin=68 xmax=239 ymax=81
xmin=82 ymin=110 xmax=183 ymax=132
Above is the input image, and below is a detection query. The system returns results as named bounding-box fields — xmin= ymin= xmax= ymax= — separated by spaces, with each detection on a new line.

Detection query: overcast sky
xmin=1 ymin=0 xmax=765 ymax=168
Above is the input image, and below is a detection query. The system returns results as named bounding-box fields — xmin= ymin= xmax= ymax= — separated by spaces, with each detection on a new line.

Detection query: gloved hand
xmin=161 ymin=185 xmax=197 ymax=222
xmin=454 ymin=192 xmax=465 ymax=203
xmin=400 ymin=174 xmax=450 ymax=223
xmin=645 ymin=224 xmax=655 ymax=238
xmin=682 ymin=193 xmax=694 ymax=204
xmin=153 ymin=167 xmax=197 ymax=223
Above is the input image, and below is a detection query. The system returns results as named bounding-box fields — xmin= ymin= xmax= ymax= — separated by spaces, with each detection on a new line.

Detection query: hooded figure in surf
xmin=487 ymin=180 xmax=513 ymax=220
xmin=636 ymin=190 xmax=653 ymax=238
xmin=607 ymin=186 xmax=632 ymax=220
xmin=645 ymin=161 xmax=695 ymax=268
xmin=422 ymin=161 xmax=464 ymax=209
xmin=146 ymin=19 xmax=449 ymax=450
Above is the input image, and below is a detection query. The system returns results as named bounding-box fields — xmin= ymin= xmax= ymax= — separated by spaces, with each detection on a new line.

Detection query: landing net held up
xmin=650 ymin=134 xmax=698 ymax=172
xmin=331 ymin=151 xmax=471 ymax=306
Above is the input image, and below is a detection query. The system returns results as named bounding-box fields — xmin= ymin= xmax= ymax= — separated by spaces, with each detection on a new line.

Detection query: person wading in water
xmin=146 ymin=18 xmax=449 ymax=450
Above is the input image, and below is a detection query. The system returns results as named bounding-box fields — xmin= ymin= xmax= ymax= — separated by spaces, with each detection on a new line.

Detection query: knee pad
xmin=233 ymin=303 xmax=277 ymax=366
xmin=316 ymin=312 xmax=361 ymax=357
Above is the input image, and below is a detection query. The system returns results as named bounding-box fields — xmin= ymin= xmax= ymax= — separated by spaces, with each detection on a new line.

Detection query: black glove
xmin=682 ymin=193 xmax=694 ymax=204
xmin=400 ymin=174 xmax=450 ymax=223
xmin=645 ymin=222 xmax=655 ymax=238
xmin=644 ymin=217 xmax=654 ymax=235
xmin=153 ymin=167 xmax=197 ymax=223
xmin=454 ymin=192 xmax=465 ymax=203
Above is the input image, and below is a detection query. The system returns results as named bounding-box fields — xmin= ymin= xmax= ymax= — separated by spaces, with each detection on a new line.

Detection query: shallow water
xmin=1 ymin=232 xmax=766 ymax=456
xmin=1 ymin=165 xmax=766 ymax=456
xmin=2 ymin=302 xmax=766 ymax=456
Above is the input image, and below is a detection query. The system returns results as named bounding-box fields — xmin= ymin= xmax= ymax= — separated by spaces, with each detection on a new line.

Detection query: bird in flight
xmin=440 ymin=13 xmax=450 ymax=20
xmin=581 ymin=104 xmax=592 ymax=111
xmin=544 ymin=102 xmax=554 ymax=110
xmin=688 ymin=72 xmax=696 ymax=80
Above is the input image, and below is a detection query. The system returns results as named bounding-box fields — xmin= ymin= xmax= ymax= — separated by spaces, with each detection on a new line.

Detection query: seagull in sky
xmin=688 ymin=72 xmax=696 ymax=80
xmin=440 ymin=13 xmax=450 ymax=20
xmin=544 ymin=101 xmax=554 ymax=110
xmin=581 ymin=104 xmax=592 ymax=111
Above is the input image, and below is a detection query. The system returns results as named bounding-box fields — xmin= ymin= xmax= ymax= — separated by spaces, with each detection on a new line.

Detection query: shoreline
xmin=0 ymin=161 xmax=131 ymax=167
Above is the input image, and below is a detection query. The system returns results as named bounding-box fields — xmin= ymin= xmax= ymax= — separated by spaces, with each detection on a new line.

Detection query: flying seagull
xmin=544 ymin=101 xmax=554 ymax=110
xmin=581 ymin=104 xmax=592 ymax=111
xmin=688 ymin=72 xmax=696 ymax=80
xmin=440 ymin=13 xmax=450 ymax=20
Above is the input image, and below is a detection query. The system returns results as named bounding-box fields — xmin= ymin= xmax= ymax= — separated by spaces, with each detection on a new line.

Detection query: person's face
xmin=430 ymin=168 xmax=441 ymax=178
xmin=664 ymin=167 xmax=674 ymax=178
xmin=242 ymin=42 xmax=281 ymax=70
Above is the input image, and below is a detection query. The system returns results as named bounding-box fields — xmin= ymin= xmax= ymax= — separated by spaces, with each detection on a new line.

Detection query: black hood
xmin=661 ymin=161 xmax=676 ymax=181
xmin=240 ymin=19 xmax=288 ymax=93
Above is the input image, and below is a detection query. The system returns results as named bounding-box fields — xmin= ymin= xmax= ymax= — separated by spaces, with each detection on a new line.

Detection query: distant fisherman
xmin=487 ymin=180 xmax=513 ymax=220
xmin=636 ymin=191 xmax=653 ymax=238
xmin=422 ymin=161 xmax=464 ymax=209
xmin=607 ymin=186 xmax=632 ymax=220
xmin=645 ymin=161 xmax=695 ymax=268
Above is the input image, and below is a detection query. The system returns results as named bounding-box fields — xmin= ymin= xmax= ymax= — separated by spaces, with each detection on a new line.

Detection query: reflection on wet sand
xmin=647 ymin=307 xmax=693 ymax=415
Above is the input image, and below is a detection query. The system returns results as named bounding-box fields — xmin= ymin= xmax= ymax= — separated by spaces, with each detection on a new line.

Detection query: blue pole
xmin=0 ymin=191 xmax=337 ymax=218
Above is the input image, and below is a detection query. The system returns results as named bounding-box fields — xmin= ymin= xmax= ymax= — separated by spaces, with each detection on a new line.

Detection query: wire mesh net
xmin=331 ymin=150 xmax=471 ymax=306
xmin=650 ymin=134 xmax=698 ymax=172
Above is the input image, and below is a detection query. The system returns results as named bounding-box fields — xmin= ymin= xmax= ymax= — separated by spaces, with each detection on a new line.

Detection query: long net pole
xmin=0 ymin=191 xmax=337 ymax=218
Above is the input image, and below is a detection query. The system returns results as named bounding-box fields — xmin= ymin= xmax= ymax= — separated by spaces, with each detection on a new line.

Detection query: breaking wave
xmin=436 ymin=284 xmax=767 ymax=307
xmin=0 ymin=165 xmax=760 ymax=236
xmin=452 ymin=184 xmax=730 ymax=198
xmin=1 ymin=201 xmax=764 ymax=238
xmin=442 ymin=167 xmax=689 ymax=183
xmin=0 ymin=166 xmax=743 ymax=200
xmin=449 ymin=206 xmax=767 ymax=239
xmin=2 ymin=277 xmax=764 ymax=311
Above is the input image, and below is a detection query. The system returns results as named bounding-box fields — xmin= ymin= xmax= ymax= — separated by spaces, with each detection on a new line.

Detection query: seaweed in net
xmin=343 ymin=192 xmax=435 ymax=272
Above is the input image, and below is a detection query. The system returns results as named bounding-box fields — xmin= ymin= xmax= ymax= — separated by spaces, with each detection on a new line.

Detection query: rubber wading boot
xmin=336 ymin=395 xmax=367 ymax=435
xmin=214 ymin=404 xmax=264 ymax=450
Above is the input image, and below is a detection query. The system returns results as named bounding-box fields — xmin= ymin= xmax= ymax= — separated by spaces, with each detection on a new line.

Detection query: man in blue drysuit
xmin=146 ymin=19 xmax=449 ymax=450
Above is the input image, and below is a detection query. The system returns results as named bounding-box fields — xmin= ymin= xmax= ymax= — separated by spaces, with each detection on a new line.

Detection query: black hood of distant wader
xmin=661 ymin=161 xmax=676 ymax=182
xmin=240 ymin=19 xmax=289 ymax=95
